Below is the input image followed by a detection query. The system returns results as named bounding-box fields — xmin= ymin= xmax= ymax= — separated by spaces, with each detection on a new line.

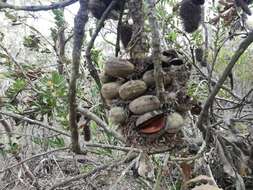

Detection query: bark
xmin=57 ymin=26 xmax=66 ymax=74
xmin=128 ymin=0 xmax=149 ymax=59
xmin=147 ymin=0 xmax=165 ymax=103
xmin=68 ymin=0 xmax=88 ymax=154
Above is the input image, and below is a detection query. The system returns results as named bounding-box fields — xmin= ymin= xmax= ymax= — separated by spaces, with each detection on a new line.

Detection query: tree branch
xmin=0 ymin=110 xmax=70 ymax=137
xmin=196 ymin=31 xmax=253 ymax=135
xmin=0 ymin=0 xmax=78 ymax=11
xmin=69 ymin=0 xmax=89 ymax=154
xmin=147 ymin=0 xmax=165 ymax=103
xmin=77 ymin=107 xmax=126 ymax=143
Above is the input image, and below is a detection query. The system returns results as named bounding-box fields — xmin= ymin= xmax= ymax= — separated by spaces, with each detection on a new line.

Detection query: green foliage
xmin=91 ymin=48 xmax=103 ymax=70
xmin=7 ymin=142 xmax=20 ymax=155
xmin=0 ymin=147 xmax=6 ymax=157
xmin=166 ymin=31 xmax=177 ymax=43
xmin=50 ymin=28 xmax=58 ymax=43
xmin=215 ymin=45 xmax=253 ymax=90
xmin=6 ymin=79 xmax=27 ymax=99
xmin=4 ymin=11 xmax=18 ymax=23
xmin=23 ymin=34 xmax=41 ymax=50
xmin=51 ymin=9 xmax=65 ymax=43
xmin=32 ymin=71 xmax=68 ymax=125
xmin=171 ymin=180 xmax=182 ymax=190
xmin=52 ymin=9 xmax=65 ymax=27
xmin=0 ymin=141 xmax=22 ymax=157
xmin=187 ymin=80 xmax=208 ymax=101
xmin=80 ymin=164 xmax=96 ymax=174
xmin=191 ymin=30 xmax=203 ymax=46
xmin=32 ymin=136 xmax=65 ymax=148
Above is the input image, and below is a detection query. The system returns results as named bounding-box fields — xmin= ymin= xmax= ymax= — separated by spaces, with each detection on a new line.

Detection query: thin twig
xmin=0 ymin=0 xmax=78 ymax=11
xmin=109 ymin=153 xmax=141 ymax=190
xmin=0 ymin=147 xmax=69 ymax=174
xmin=115 ymin=0 xmax=126 ymax=57
xmin=153 ymin=153 xmax=170 ymax=190
xmin=196 ymin=31 xmax=253 ymax=135
xmin=85 ymin=0 xmax=118 ymax=88
xmin=48 ymin=152 xmax=137 ymax=190
xmin=0 ymin=43 xmax=39 ymax=93
xmin=0 ymin=110 xmax=70 ymax=137
xmin=85 ymin=143 xmax=140 ymax=152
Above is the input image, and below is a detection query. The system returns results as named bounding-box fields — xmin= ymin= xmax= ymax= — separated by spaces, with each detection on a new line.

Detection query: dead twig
xmin=196 ymin=31 xmax=253 ymax=136
xmin=0 ymin=43 xmax=39 ymax=93
xmin=48 ymin=151 xmax=137 ymax=190
xmin=0 ymin=110 xmax=70 ymax=137
xmin=86 ymin=143 xmax=140 ymax=152
xmin=109 ymin=152 xmax=141 ymax=190
xmin=0 ymin=0 xmax=78 ymax=11
xmin=0 ymin=147 xmax=69 ymax=174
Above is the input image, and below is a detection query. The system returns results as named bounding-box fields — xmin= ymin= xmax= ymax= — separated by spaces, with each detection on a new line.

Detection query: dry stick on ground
xmin=153 ymin=153 xmax=170 ymax=190
xmin=196 ymin=31 xmax=253 ymax=136
xmin=85 ymin=0 xmax=118 ymax=89
xmin=85 ymin=142 xmax=141 ymax=153
xmin=48 ymin=152 xmax=138 ymax=190
xmin=109 ymin=153 xmax=141 ymax=190
xmin=77 ymin=107 xmax=126 ymax=143
xmin=0 ymin=147 xmax=69 ymax=174
xmin=0 ymin=110 xmax=70 ymax=137
xmin=147 ymin=0 xmax=165 ymax=103
xmin=0 ymin=0 xmax=77 ymax=11
xmin=69 ymin=0 xmax=89 ymax=154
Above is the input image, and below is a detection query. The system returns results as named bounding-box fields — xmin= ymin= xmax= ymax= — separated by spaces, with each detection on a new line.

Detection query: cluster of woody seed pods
xmin=100 ymin=50 xmax=199 ymax=143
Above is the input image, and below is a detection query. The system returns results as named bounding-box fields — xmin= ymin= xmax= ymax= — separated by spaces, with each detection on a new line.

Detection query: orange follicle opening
xmin=138 ymin=115 xmax=165 ymax=134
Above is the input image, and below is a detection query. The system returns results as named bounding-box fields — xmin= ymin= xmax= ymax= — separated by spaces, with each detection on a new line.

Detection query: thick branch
xmin=196 ymin=31 xmax=253 ymax=134
xmin=147 ymin=0 xmax=165 ymax=102
xmin=129 ymin=0 xmax=149 ymax=59
xmin=0 ymin=0 xmax=78 ymax=11
xmin=69 ymin=0 xmax=88 ymax=154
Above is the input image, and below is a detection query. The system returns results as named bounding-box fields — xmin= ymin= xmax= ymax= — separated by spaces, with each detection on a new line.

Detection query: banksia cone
xmin=179 ymin=0 xmax=201 ymax=33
